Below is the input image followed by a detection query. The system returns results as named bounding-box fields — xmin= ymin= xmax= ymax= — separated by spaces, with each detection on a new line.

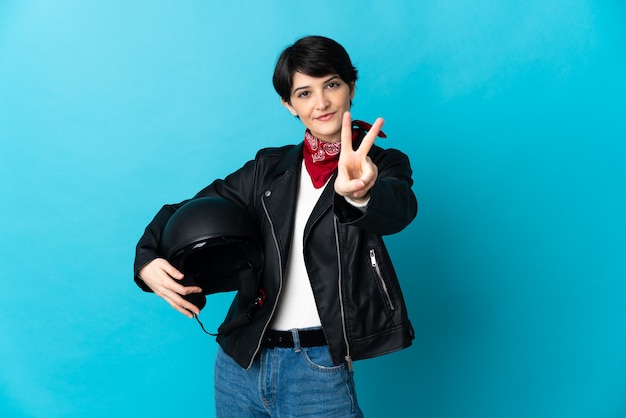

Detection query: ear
xmin=349 ymin=83 xmax=356 ymax=101
xmin=281 ymin=98 xmax=298 ymax=117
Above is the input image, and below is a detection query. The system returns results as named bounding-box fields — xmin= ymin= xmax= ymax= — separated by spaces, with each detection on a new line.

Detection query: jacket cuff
xmin=133 ymin=258 xmax=156 ymax=292
xmin=343 ymin=195 xmax=370 ymax=209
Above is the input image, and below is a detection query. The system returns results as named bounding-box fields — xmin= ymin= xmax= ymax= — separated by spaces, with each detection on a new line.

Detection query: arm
xmin=133 ymin=157 xmax=260 ymax=315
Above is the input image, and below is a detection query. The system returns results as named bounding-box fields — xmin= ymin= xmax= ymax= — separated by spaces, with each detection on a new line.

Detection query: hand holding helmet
xmin=138 ymin=257 xmax=202 ymax=318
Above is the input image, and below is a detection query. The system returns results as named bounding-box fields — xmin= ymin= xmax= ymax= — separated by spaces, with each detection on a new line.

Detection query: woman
xmin=134 ymin=35 xmax=417 ymax=417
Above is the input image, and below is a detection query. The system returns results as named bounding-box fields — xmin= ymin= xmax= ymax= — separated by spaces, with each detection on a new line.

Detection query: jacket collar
xmin=269 ymin=143 xmax=303 ymax=178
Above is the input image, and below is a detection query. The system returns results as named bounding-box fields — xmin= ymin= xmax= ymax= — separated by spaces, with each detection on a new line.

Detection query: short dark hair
xmin=273 ymin=36 xmax=358 ymax=103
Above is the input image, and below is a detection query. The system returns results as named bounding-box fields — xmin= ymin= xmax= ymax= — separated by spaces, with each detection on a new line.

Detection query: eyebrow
xmin=292 ymin=75 xmax=341 ymax=96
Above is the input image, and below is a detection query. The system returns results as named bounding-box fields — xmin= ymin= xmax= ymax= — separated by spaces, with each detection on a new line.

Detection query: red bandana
xmin=303 ymin=130 xmax=341 ymax=188
xmin=302 ymin=120 xmax=386 ymax=188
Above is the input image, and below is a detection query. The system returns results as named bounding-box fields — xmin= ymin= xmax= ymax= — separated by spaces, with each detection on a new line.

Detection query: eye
xmin=297 ymin=90 xmax=310 ymax=98
xmin=327 ymin=81 xmax=341 ymax=89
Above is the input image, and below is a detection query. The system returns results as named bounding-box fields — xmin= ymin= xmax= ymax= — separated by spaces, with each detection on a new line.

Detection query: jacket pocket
xmin=369 ymin=248 xmax=396 ymax=311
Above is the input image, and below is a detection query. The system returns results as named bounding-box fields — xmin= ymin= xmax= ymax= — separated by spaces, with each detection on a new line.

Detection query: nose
xmin=314 ymin=91 xmax=330 ymax=110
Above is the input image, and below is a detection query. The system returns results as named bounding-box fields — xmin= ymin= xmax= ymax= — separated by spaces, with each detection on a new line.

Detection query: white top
xmin=270 ymin=163 xmax=370 ymax=331
xmin=270 ymin=164 xmax=325 ymax=330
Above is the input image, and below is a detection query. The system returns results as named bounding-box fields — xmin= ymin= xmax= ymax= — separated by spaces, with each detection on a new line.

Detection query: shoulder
xmin=254 ymin=144 xmax=299 ymax=159
xmin=245 ymin=143 xmax=303 ymax=177
xmin=370 ymin=143 xmax=411 ymax=166
xmin=253 ymin=143 xmax=303 ymax=166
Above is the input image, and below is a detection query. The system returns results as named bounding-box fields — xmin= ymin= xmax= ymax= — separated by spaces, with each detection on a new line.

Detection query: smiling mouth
xmin=316 ymin=112 xmax=335 ymax=121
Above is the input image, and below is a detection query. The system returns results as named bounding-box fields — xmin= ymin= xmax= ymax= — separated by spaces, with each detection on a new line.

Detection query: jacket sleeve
xmin=133 ymin=157 xmax=259 ymax=291
xmin=133 ymin=203 xmax=181 ymax=291
xmin=333 ymin=146 xmax=417 ymax=235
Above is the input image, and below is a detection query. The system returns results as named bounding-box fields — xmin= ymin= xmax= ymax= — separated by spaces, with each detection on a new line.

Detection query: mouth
xmin=315 ymin=112 xmax=335 ymax=122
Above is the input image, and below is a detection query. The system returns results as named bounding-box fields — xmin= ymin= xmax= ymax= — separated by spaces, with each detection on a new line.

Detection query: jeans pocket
xmin=302 ymin=346 xmax=346 ymax=372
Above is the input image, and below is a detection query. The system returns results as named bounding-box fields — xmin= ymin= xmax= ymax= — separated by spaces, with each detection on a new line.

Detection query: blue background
xmin=1 ymin=1 xmax=625 ymax=417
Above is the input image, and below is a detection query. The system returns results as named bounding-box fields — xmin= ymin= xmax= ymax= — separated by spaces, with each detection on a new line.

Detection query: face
xmin=282 ymin=72 xmax=355 ymax=143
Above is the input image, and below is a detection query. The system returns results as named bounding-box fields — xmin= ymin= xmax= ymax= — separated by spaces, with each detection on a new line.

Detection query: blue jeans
xmin=214 ymin=329 xmax=364 ymax=417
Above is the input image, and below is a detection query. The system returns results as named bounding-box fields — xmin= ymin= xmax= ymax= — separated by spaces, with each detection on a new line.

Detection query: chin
xmin=312 ymin=127 xmax=342 ymax=142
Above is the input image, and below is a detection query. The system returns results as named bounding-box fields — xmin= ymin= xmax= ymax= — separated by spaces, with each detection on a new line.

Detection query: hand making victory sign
xmin=334 ymin=111 xmax=384 ymax=202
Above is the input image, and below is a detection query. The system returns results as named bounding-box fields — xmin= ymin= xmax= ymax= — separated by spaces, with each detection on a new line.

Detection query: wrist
xmin=344 ymin=194 xmax=370 ymax=207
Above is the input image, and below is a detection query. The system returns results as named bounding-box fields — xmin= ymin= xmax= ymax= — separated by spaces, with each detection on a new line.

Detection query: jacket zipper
xmin=369 ymin=248 xmax=396 ymax=311
xmin=335 ymin=217 xmax=354 ymax=372
xmin=248 ymin=192 xmax=284 ymax=369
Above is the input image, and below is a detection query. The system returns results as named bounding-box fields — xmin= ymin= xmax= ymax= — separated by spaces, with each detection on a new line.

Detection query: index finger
xmin=341 ymin=111 xmax=354 ymax=150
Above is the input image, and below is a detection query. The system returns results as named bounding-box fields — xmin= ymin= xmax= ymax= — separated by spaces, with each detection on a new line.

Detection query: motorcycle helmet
xmin=159 ymin=196 xmax=263 ymax=322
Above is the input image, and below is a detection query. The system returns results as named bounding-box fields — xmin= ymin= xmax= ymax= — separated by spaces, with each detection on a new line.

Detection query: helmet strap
xmin=193 ymin=262 xmax=264 ymax=337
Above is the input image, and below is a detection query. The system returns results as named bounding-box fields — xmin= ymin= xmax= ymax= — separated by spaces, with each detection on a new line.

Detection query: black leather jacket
xmin=134 ymin=132 xmax=417 ymax=369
